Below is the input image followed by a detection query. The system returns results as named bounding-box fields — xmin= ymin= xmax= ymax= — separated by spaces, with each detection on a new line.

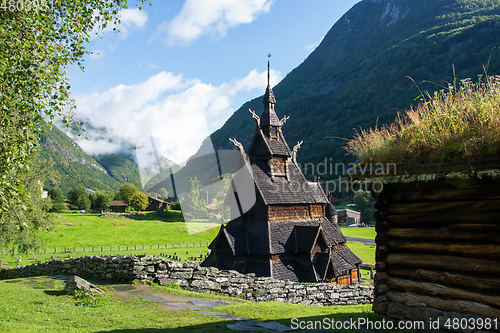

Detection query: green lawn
xmin=0 ymin=277 xmax=387 ymax=333
xmin=0 ymin=212 xmax=220 ymax=267
xmin=340 ymin=226 xmax=376 ymax=239
xmin=346 ymin=242 xmax=375 ymax=265
xmin=39 ymin=212 xmax=220 ymax=248
xmin=0 ymin=212 xmax=376 ymax=268
xmin=0 ymin=212 xmax=379 ymax=332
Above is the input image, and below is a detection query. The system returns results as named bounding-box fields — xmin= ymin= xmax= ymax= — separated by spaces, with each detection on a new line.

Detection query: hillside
xmin=38 ymin=124 xmax=138 ymax=193
xmin=210 ymin=0 xmax=500 ymax=180
xmin=95 ymin=154 xmax=142 ymax=189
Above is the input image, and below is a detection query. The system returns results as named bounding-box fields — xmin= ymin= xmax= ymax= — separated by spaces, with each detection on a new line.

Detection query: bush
xmin=170 ymin=200 xmax=181 ymax=211
xmin=130 ymin=192 xmax=149 ymax=211
xmin=50 ymin=202 xmax=66 ymax=213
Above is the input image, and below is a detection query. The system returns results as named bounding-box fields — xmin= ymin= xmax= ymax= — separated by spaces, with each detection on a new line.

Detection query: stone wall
xmin=0 ymin=255 xmax=372 ymax=306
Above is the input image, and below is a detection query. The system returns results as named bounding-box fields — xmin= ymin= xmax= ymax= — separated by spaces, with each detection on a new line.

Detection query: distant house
xmin=146 ymin=197 xmax=170 ymax=211
xmin=337 ymin=209 xmax=362 ymax=226
xmin=85 ymin=189 xmax=96 ymax=194
xmin=109 ymin=200 xmax=128 ymax=212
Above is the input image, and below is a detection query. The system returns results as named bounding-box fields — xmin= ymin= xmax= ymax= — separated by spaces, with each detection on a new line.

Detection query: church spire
xmin=267 ymin=58 xmax=270 ymax=86
xmin=261 ymin=57 xmax=279 ymax=127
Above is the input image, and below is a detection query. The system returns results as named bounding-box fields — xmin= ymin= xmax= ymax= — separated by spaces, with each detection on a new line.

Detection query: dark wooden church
xmin=201 ymin=64 xmax=361 ymax=284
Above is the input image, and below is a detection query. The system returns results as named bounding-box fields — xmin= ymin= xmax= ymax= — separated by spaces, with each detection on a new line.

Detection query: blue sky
xmin=65 ymin=0 xmax=360 ymax=169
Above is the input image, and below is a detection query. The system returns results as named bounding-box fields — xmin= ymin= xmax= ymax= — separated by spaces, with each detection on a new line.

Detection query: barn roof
xmin=337 ymin=209 xmax=362 ymax=218
xmin=149 ymin=197 xmax=170 ymax=204
xmin=109 ymin=200 xmax=128 ymax=207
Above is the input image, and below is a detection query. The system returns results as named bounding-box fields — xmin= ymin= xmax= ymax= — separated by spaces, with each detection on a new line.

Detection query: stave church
xmin=201 ymin=63 xmax=361 ymax=284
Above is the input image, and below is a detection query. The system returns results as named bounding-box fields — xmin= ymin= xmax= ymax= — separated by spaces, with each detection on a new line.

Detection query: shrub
xmin=130 ymin=192 xmax=149 ymax=211
xmin=50 ymin=202 xmax=67 ymax=213
xmin=170 ymin=200 xmax=181 ymax=211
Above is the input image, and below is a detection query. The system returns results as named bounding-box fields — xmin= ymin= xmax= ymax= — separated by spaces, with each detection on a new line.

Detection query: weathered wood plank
xmin=383 ymin=211 xmax=500 ymax=227
xmin=380 ymin=178 xmax=500 ymax=193
xmin=377 ymin=187 xmax=500 ymax=204
xmin=385 ymin=240 xmax=500 ymax=259
xmin=449 ymin=223 xmax=500 ymax=231
xmin=381 ymin=199 xmax=500 ymax=215
xmin=386 ymin=267 xmax=500 ymax=292
xmin=384 ymin=228 xmax=500 ymax=243
xmin=387 ymin=276 xmax=500 ymax=309
xmin=385 ymin=253 xmax=500 ymax=275
xmin=386 ymin=290 xmax=500 ymax=319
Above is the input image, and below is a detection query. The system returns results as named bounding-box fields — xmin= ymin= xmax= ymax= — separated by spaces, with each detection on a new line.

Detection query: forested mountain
xmin=39 ymin=0 xmax=500 ymax=193
xmin=210 ymin=0 xmax=500 ymax=180
xmin=38 ymin=124 xmax=141 ymax=193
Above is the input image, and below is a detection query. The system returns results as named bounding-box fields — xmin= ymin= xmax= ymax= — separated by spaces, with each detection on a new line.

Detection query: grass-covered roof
xmin=345 ymin=75 xmax=500 ymax=165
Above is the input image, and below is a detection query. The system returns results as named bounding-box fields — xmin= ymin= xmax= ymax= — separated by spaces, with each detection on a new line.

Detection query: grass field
xmin=0 ymin=277 xmax=386 ymax=333
xmin=0 ymin=212 xmax=376 ymax=268
xmin=0 ymin=212 xmax=378 ymax=332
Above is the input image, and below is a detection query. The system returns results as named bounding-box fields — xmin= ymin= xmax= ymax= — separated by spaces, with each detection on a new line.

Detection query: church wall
xmin=268 ymin=204 xmax=312 ymax=221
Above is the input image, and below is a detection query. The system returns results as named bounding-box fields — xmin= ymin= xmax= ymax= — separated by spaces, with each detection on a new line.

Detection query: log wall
xmin=372 ymin=175 xmax=500 ymax=328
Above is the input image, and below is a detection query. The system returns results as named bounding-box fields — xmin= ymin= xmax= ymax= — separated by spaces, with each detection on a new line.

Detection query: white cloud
xmin=115 ymin=8 xmax=148 ymax=39
xmin=120 ymin=8 xmax=148 ymax=28
xmin=66 ymin=69 xmax=282 ymax=167
xmin=162 ymin=0 xmax=274 ymax=45
xmin=90 ymin=8 xmax=148 ymax=43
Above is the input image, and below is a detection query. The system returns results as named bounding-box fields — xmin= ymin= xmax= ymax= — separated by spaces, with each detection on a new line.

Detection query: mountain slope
xmin=210 ymin=0 xmax=500 ymax=179
xmin=95 ymin=154 xmax=142 ymax=189
xmin=38 ymin=124 xmax=134 ymax=193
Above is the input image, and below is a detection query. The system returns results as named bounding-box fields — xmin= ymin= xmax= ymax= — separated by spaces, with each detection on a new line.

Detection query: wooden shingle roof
xmin=250 ymin=161 xmax=328 ymax=205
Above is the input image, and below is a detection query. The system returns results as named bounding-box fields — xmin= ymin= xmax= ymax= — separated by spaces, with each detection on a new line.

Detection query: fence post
xmin=127 ymin=245 xmax=129 ymax=251
xmin=73 ymin=247 xmax=75 ymax=253
xmin=101 ymin=246 xmax=103 ymax=252
xmin=55 ymin=247 xmax=57 ymax=253
xmin=142 ymin=244 xmax=144 ymax=250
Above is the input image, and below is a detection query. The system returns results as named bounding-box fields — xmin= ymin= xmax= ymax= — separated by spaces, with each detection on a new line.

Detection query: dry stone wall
xmin=0 ymin=255 xmax=372 ymax=306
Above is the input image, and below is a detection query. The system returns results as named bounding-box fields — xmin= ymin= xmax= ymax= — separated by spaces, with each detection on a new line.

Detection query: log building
xmin=347 ymin=159 xmax=500 ymax=325
xmin=202 ymin=63 xmax=361 ymax=283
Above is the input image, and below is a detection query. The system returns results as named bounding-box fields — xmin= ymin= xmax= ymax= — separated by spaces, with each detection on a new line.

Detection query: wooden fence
xmin=1 ymin=241 xmax=210 ymax=256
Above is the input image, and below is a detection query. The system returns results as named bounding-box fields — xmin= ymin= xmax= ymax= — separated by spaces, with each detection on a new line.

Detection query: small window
xmin=270 ymin=127 xmax=278 ymax=139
